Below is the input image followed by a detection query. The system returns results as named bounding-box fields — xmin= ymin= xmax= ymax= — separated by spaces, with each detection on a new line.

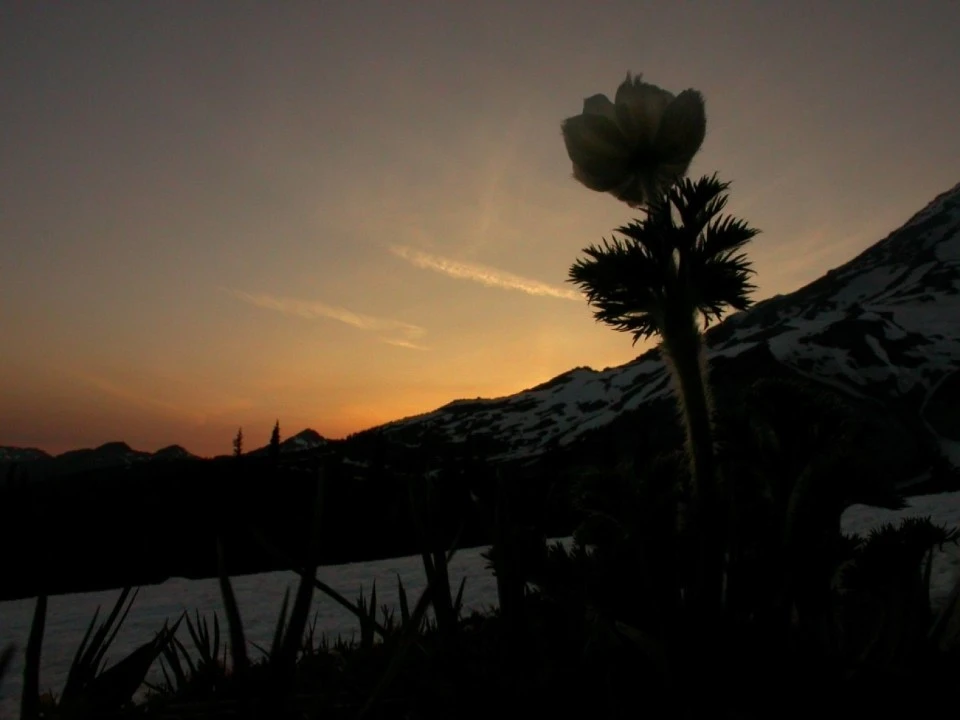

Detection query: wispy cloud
xmin=389 ymin=245 xmax=583 ymax=301
xmin=381 ymin=338 xmax=429 ymax=351
xmin=68 ymin=371 xmax=222 ymax=423
xmin=225 ymin=289 xmax=427 ymax=348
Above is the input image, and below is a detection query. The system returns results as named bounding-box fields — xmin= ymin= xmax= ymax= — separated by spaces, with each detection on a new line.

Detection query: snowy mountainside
xmin=244 ymin=429 xmax=329 ymax=458
xmin=371 ymin=182 xmax=960 ymax=470
xmin=152 ymin=445 xmax=198 ymax=461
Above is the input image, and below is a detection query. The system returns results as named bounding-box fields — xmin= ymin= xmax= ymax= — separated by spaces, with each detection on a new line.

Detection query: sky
xmin=2 ymin=1 xmax=959 ymax=457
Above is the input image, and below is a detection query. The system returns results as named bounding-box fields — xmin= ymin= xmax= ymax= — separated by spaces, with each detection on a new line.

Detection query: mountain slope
xmin=366 ymin=181 xmax=960 ymax=477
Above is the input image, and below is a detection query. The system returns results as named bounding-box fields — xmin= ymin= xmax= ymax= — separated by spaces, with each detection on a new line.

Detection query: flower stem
xmin=662 ymin=307 xmax=723 ymax=619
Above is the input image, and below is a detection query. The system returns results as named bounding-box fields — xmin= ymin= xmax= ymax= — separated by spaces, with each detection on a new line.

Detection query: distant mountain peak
xmin=153 ymin=445 xmax=198 ymax=461
xmin=281 ymin=428 xmax=327 ymax=451
xmin=94 ymin=441 xmax=134 ymax=454
xmin=243 ymin=428 xmax=328 ymax=457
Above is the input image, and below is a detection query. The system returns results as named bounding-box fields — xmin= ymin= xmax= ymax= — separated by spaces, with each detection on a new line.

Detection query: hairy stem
xmin=662 ymin=306 xmax=723 ymax=618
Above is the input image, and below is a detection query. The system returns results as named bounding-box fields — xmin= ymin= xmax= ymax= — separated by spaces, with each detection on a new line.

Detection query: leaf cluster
xmin=569 ymin=174 xmax=758 ymax=343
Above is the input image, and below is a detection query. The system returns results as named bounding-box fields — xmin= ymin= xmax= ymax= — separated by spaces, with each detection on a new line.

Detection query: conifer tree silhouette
xmin=269 ymin=420 xmax=281 ymax=462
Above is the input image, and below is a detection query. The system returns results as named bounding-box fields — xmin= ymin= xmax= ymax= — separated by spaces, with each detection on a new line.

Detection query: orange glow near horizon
xmin=2 ymin=2 xmax=959 ymax=457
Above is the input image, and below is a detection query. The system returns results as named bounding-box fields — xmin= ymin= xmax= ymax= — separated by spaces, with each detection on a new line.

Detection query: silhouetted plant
xmin=22 ymin=594 xmax=45 ymax=720
xmin=149 ymin=613 xmax=224 ymax=701
xmin=17 ymin=587 xmax=181 ymax=719
xmin=406 ymin=473 xmax=467 ymax=641
xmin=480 ymin=470 xmax=551 ymax=661
xmin=838 ymin=517 xmax=960 ymax=665
xmin=528 ymin=366 xmax=960 ymax=716
xmin=269 ymin=420 xmax=281 ymax=463
xmin=569 ymin=173 xmax=759 ymax=620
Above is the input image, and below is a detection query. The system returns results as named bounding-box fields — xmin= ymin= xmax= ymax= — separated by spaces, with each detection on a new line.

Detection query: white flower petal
xmin=562 ymin=113 xmax=631 ymax=165
xmin=615 ymin=74 xmax=675 ymax=144
xmin=572 ymin=163 xmax=622 ymax=192
xmin=655 ymin=89 xmax=707 ymax=163
xmin=582 ymin=93 xmax=617 ymax=122
xmin=562 ymin=73 xmax=707 ymax=207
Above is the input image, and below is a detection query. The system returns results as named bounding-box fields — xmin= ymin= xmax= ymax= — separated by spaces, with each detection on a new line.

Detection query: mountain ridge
xmin=3 ymin=180 xmax=959 ymax=483
xmin=0 ymin=429 xmax=329 ymax=481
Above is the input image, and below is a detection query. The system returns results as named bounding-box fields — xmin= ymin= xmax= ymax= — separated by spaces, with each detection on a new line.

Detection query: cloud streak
xmin=389 ymin=245 xmax=583 ymax=301
xmin=66 ymin=370 xmax=237 ymax=424
xmin=225 ymin=289 xmax=427 ymax=348
xmin=381 ymin=338 xmax=429 ymax=351
xmin=83 ymin=375 xmax=197 ymax=418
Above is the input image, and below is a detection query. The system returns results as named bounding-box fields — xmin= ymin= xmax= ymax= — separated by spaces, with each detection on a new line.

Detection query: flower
xmin=561 ymin=72 xmax=706 ymax=208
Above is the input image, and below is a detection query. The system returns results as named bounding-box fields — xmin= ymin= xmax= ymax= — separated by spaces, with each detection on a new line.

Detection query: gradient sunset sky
xmin=2 ymin=1 xmax=959 ymax=457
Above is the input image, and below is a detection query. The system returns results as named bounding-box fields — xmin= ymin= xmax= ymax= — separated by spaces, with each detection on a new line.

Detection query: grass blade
xmin=359 ymin=521 xmax=463 ymax=718
xmin=82 ymin=617 xmax=181 ymax=712
xmin=216 ymin=535 xmax=249 ymax=675
xmin=21 ymin=594 xmax=46 ymax=720
xmin=172 ymin=636 xmax=197 ymax=677
xmin=358 ymin=582 xmax=377 ymax=650
xmin=156 ymin=655 xmax=174 ymax=694
xmin=63 ymin=587 xmax=135 ymax=702
xmin=397 ymin=575 xmax=410 ymax=627
xmin=269 ymin=587 xmax=291 ymax=660
xmin=246 ymin=482 xmax=395 ymax=643
xmin=274 ymin=470 xmax=324 ymax=677
xmin=0 ymin=644 xmax=15 ymax=691
xmin=91 ymin=587 xmax=139 ymax=675
xmin=212 ymin=612 xmax=221 ymax=668
xmin=248 ymin=529 xmax=393 ymax=639
xmin=358 ymin=581 xmax=435 ymax=720
xmin=453 ymin=576 xmax=467 ymax=617
xmin=184 ymin=611 xmax=209 ymax=667
xmin=160 ymin=640 xmax=187 ymax=692
xmin=66 ymin=605 xmax=101 ymax=690
xmin=87 ymin=587 xmax=132 ymax=676
xmin=250 ymin=640 xmax=271 ymax=659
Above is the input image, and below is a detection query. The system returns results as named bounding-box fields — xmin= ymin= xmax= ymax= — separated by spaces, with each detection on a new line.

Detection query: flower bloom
xmin=561 ymin=73 xmax=707 ymax=208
